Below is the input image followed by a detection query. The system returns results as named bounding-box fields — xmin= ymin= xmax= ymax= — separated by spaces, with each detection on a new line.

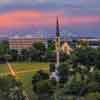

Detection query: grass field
xmin=0 ymin=64 xmax=9 ymax=74
xmin=18 ymin=72 xmax=37 ymax=99
xmin=11 ymin=62 xmax=49 ymax=99
xmin=0 ymin=62 xmax=49 ymax=99
xmin=11 ymin=62 xmax=49 ymax=72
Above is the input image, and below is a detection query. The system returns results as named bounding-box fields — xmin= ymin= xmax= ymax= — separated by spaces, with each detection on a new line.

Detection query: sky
xmin=0 ymin=0 xmax=100 ymax=37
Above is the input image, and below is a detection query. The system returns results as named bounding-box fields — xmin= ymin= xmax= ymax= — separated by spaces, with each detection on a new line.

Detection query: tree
xmin=60 ymin=52 xmax=69 ymax=62
xmin=83 ymin=92 xmax=100 ymax=100
xmin=58 ymin=63 xmax=71 ymax=83
xmin=94 ymin=70 xmax=100 ymax=82
xmin=33 ymin=42 xmax=46 ymax=53
xmin=96 ymin=47 xmax=100 ymax=69
xmin=32 ymin=42 xmax=46 ymax=61
xmin=47 ymin=40 xmax=55 ymax=52
xmin=8 ymin=49 xmax=18 ymax=61
xmin=71 ymin=47 xmax=97 ymax=67
xmin=34 ymin=80 xmax=54 ymax=100
xmin=46 ymin=52 xmax=56 ymax=62
xmin=0 ymin=41 xmax=9 ymax=56
xmin=0 ymin=41 xmax=9 ymax=63
xmin=32 ymin=70 xmax=49 ymax=86
xmin=49 ymin=63 xmax=56 ymax=72
xmin=0 ymin=75 xmax=25 ymax=100
xmin=32 ymin=70 xmax=54 ymax=100
xmin=53 ymin=79 xmax=83 ymax=100
xmin=20 ymin=49 xmax=29 ymax=61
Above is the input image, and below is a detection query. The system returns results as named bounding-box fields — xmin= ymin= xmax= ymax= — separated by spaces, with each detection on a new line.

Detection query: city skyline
xmin=0 ymin=0 xmax=100 ymax=37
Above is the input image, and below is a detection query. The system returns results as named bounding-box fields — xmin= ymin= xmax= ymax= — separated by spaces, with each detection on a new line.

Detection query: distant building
xmin=77 ymin=38 xmax=100 ymax=48
xmin=9 ymin=35 xmax=45 ymax=50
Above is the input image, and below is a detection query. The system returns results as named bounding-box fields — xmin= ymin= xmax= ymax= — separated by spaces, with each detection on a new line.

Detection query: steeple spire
xmin=56 ymin=17 xmax=60 ymax=37
xmin=56 ymin=17 xmax=60 ymax=68
xmin=50 ymin=17 xmax=61 ymax=81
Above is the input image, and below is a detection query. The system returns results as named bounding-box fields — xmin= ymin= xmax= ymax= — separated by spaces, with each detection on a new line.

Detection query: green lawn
xmin=0 ymin=62 xmax=49 ymax=99
xmin=0 ymin=64 xmax=9 ymax=73
xmin=18 ymin=71 xmax=37 ymax=99
xmin=11 ymin=62 xmax=49 ymax=72
xmin=12 ymin=62 xmax=49 ymax=99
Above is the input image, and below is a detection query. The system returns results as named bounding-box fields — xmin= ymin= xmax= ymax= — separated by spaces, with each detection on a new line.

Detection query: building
xmin=9 ymin=35 xmax=45 ymax=50
xmin=77 ymin=37 xmax=100 ymax=48
xmin=50 ymin=17 xmax=72 ymax=81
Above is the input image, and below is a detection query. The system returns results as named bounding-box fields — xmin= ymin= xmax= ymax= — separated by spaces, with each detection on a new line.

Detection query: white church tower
xmin=50 ymin=17 xmax=61 ymax=81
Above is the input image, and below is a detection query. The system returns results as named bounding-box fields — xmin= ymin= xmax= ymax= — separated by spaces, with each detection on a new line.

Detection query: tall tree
xmin=0 ymin=41 xmax=9 ymax=56
xmin=33 ymin=42 xmax=46 ymax=53
xmin=71 ymin=47 xmax=97 ymax=66
xmin=8 ymin=49 xmax=18 ymax=61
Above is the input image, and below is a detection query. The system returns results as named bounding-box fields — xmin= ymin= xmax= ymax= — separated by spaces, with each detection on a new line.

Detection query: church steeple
xmin=50 ymin=17 xmax=72 ymax=81
xmin=50 ymin=17 xmax=61 ymax=81
xmin=56 ymin=17 xmax=60 ymax=37
xmin=55 ymin=17 xmax=60 ymax=68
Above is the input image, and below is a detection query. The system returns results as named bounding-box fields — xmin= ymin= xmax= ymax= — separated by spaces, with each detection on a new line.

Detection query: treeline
xmin=0 ymin=40 xmax=69 ymax=63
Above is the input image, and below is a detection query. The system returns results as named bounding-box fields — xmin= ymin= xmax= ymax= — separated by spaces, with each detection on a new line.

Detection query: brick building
xmin=9 ymin=35 xmax=45 ymax=50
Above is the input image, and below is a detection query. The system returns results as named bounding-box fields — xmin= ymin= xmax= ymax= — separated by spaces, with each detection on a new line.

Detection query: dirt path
xmin=7 ymin=62 xmax=16 ymax=77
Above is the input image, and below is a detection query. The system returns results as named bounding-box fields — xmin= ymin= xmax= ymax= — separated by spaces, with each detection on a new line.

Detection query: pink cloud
xmin=0 ymin=10 xmax=100 ymax=29
xmin=64 ymin=16 xmax=100 ymax=25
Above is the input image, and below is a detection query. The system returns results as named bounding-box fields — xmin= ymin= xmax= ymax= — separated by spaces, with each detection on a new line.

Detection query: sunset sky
xmin=0 ymin=0 xmax=100 ymax=37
